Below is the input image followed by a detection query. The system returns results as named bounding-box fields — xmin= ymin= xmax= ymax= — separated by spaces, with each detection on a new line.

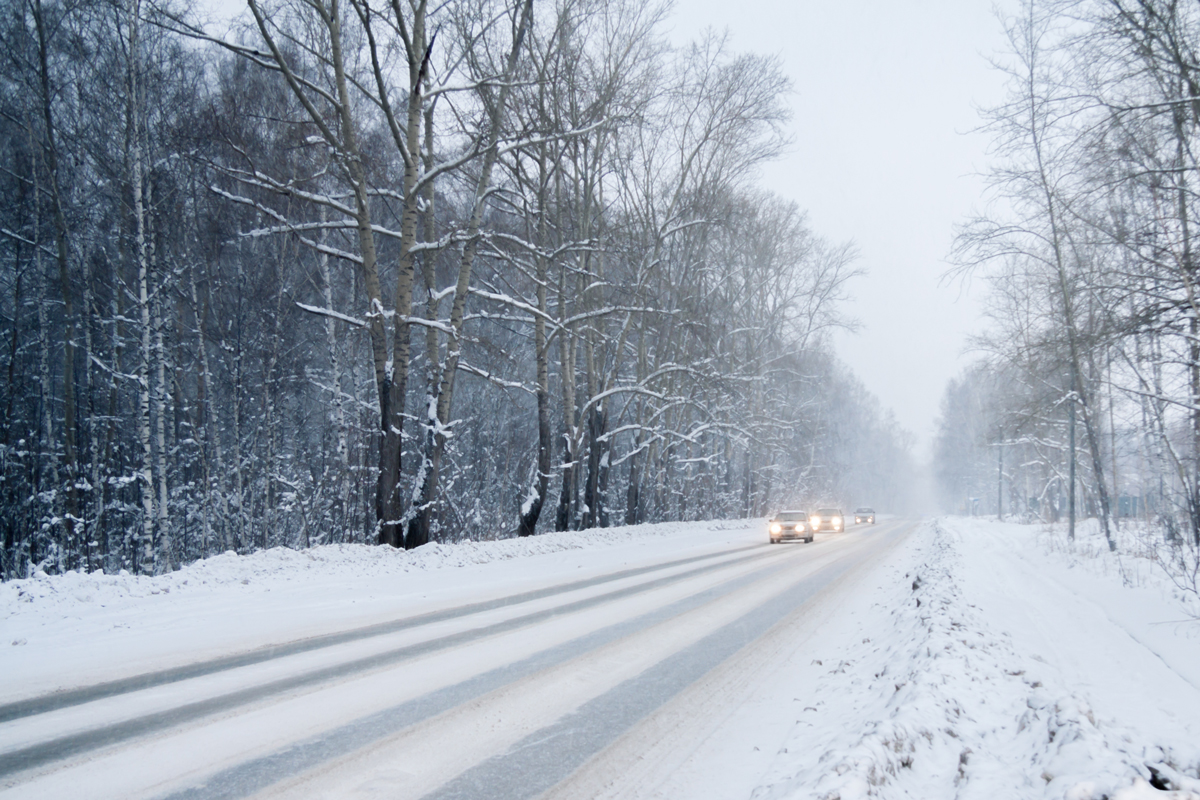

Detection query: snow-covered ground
xmin=2 ymin=516 xmax=1199 ymax=799
xmin=742 ymin=517 xmax=1200 ymax=800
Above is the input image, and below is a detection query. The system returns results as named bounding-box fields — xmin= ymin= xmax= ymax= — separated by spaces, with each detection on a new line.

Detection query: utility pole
xmin=997 ymin=428 xmax=1004 ymax=521
xmin=1069 ymin=390 xmax=1076 ymax=542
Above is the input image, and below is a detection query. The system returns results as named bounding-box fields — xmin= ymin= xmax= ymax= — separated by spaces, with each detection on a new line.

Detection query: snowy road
xmin=0 ymin=519 xmax=912 ymax=800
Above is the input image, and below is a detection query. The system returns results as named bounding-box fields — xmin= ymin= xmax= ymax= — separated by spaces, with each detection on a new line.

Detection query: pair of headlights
xmin=769 ymin=523 xmax=804 ymax=533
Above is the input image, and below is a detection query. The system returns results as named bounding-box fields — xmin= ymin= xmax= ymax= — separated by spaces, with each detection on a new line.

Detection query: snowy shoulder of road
xmin=741 ymin=517 xmax=1200 ymax=800
xmin=0 ymin=518 xmax=755 ymax=700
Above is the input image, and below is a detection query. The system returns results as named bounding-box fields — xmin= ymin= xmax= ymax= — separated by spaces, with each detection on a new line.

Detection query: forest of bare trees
xmin=937 ymin=0 xmax=1200 ymax=587
xmin=0 ymin=0 xmax=915 ymax=578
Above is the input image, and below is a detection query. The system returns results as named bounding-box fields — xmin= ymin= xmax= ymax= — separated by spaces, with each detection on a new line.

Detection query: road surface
xmin=0 ymin=518 xmax=913 ymax=799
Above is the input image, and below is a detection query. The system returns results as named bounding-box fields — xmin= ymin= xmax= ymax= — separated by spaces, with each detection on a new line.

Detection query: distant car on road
xmin=768 ymin=510 xmax=813 ymax=544
xmin=854 ymin=507 xmax=876 ymax=524
xmin=810 ymin=508 xmax=844 ymax=533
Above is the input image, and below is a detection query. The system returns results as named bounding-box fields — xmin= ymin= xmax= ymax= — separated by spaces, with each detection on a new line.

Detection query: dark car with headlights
xmin=768 ymin=510 xmax=813 ymax=544
xmin=854 ymin=507 xmax=876 ymax=524
xmin=810 ymin=508 xmax=844 ymax=533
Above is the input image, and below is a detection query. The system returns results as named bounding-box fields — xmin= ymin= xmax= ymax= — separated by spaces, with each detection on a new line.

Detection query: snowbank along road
xmin=743 ymin=518 xmax=1200 ymax=800
xmin=0 ymin=518 xmax=911 ymax=799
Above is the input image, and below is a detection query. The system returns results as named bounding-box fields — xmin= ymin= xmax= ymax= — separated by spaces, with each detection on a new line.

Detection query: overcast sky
xmin=668 ymin=0 xmax=1012 ymax=457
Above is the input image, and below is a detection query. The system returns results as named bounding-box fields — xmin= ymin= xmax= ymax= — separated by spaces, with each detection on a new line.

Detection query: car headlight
xmin=770 ymin=523 xmax=781 ymax=534
xmin=810 ymin=517 xmax=819 ymax=526
xmin=794 ymin=523 xmax=804 ymax=532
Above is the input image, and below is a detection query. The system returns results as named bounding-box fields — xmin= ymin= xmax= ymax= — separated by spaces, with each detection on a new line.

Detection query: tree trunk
xmin=34 ymin=0 xmax=78 ymax=560
xmin=372 ymin=0 xmax=431 ymax=548
xmin=518 ymin=147 xmax=552 ymax=537
xmin=406 ymin=0 xmax=534 ymax=547
xmin=130 ymin=3 xmax=155 ymax=570
xmin=583 ymin=402 xmax=607 ymax=528
xmin=317 ymin=215 xmax=351 ymax=541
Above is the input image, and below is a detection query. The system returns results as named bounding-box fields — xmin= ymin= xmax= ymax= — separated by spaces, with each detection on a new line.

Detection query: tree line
xmin=0 ymin=0 xmax=914 ymax=578
xmin=938 ymin=0 xmax=1200 ymax=587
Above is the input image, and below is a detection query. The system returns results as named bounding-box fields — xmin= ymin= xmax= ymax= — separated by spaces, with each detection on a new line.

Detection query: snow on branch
xmin=458 ymin=362 xmax=536 ymax=395
xmin=0 ymin=228 xmax=57 ymax=259
xmin=295 ymin=303 xmax=368 ymax=329
xmin=209 ymin=187 xmax=364 ymax=265
xmin=400 ymin=315 xmax=456 ymax=335
xmin=212 ymin=165 xmax=357 ymax=219
xmin=469 ymin=288 xmax=556 ymax=324
xmin=494 ymin=119 xmax=610 ymax=158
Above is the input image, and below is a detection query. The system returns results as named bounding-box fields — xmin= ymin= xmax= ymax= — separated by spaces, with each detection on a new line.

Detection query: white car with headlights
xmin=810 ymin=508 xmax=845 ymax=533
xmin=768 ymin=510 xmax=813 ymax=544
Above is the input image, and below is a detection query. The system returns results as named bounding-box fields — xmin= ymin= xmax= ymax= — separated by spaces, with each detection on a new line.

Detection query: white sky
xmin=668 ymin=0 xmax=1012 ymax=457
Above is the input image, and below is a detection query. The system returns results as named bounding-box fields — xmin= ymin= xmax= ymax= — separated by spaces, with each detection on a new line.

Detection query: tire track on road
xmin=155 ymin=550 xmax=802 ymax=800
xmin=421 ymin=522 xmax=914 ymax=800
xmin=0 ymin=544 xmax=778 ymax=779
xmin=0 ymin=544 xmax=763 ymax=726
